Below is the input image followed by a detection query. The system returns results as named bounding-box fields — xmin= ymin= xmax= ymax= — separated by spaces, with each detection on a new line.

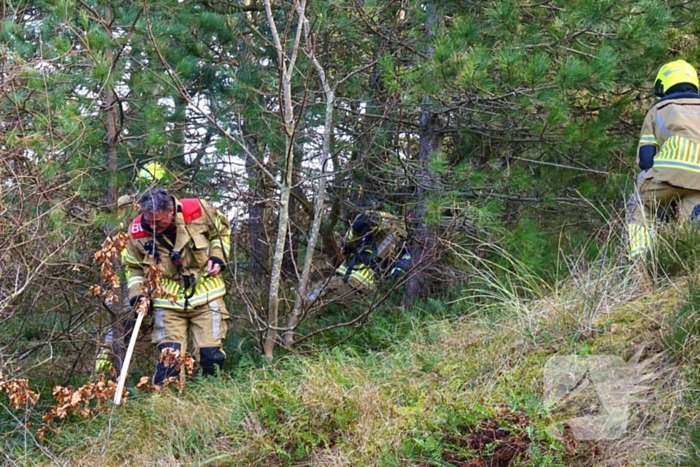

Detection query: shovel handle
xmin=113 ymin=310 xmax=145 ymax=406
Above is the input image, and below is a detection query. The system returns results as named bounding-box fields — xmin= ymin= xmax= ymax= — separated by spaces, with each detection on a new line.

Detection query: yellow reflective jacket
xmin=637 ymin=93 xmax=700 ymax=189
xmin=124 ymin=197 xmax=231 ymax=310
xmin=336 ymin=211 xmax=408 ymax=290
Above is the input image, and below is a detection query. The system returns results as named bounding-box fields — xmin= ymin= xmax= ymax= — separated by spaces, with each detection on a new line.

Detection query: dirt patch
xmin=439 ymin=406 xmax=533 ymax=467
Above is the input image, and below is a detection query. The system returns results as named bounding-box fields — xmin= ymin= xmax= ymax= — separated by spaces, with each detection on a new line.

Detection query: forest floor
xmin=10 ymin=266 xmax=699 ymax=466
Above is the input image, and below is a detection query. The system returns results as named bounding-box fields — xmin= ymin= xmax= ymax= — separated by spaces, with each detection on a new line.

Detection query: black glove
xmin=208 ymin=256 xmax=226 ymax=270
xmin=129 ymin=295 xmax=145 ymax=308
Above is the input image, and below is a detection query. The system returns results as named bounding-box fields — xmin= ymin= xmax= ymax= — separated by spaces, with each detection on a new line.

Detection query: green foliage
xmin=556 ymin=57 xmax=592 ymax=88
xmin=86 ymin=25 xmax=109 ymax=51
xmin=502 ymin=217 xmax=558 ymax=282
xmin=662 ymin=279 xmax=700 ymax=362
xmin=5 ymin=1 xmax=700 ymax=463
xmin=654 ymin=222 xmax=700 ymax=278
xmin=525 ymin=52 xmax=551 ymax=86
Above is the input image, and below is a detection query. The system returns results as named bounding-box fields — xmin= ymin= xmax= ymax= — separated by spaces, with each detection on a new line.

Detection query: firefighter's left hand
xmin=207 ymin=257 xmax=224 ymax=275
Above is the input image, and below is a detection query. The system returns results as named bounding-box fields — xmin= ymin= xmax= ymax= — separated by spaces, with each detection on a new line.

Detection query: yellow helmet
xmin=654 ymin=59 xmax=699 ymax=98
xmin=138 ymin=161 xmax=166 ymax=182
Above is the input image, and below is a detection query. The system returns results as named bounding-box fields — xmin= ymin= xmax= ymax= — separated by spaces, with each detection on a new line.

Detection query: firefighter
xmin=124 ymin=187 xmax=231 ymax=384
xmin=306 ymin=210 xmax=411 ymax=306
xmin=628 ymin=59 xmax=700 ymax=259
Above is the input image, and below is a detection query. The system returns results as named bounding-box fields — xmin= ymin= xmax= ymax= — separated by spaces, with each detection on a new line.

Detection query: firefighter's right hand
xmin=129 ymin=295 xmax=150 ymax=315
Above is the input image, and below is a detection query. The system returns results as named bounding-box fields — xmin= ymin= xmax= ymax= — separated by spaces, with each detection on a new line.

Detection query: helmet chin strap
xmin=654 ymin=79 xmax=665 ymax=98
xmin=654 ymin=59 xmax=699 ymax=99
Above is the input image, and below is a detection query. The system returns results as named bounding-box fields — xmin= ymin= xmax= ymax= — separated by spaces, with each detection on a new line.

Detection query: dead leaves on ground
xmin=2 ymin=347 xmax=196 ymax=441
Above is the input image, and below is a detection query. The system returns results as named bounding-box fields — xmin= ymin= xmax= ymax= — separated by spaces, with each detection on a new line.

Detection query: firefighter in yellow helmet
xmin=305 ymin=210 xmax=411 ymax=307
xmin=628 ymin=59 xmax=700 ymax=261
xmin=94 ymin=162 xmax=167 ymax=374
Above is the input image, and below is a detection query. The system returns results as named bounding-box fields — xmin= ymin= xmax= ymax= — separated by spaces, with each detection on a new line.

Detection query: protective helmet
xmin=654 ymin=59 xmax=699 ymax=98
xmin=138 ymin=161 xmax=166 ymax=182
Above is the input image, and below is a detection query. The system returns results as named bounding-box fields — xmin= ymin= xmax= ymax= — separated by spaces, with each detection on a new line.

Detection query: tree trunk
xmin=285 ymin=41 xmax=334 ymax=346
xmin=406 ymin=0 xmax=441 ymax=304
xmin=262 ymin=0 xmax=308 ymax=359
xmin=103 ymin=6 xmax=128 ymax=374
xmin=245 ymin=153 xmax=270 ymax=286
xmin=406 ymin=107 xmax=441 ymax=303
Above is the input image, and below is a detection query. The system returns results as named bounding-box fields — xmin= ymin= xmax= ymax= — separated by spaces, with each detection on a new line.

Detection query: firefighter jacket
xmin=637 ymin=91 xmax=700 ymax=190
xmin=335 ymin=211 xmax=409 ymax=290
xmin=124 ymin=197 xmax=231 ymax=310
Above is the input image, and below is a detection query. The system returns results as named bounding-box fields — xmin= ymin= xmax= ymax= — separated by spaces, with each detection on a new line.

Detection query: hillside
xmin=7 ymin=2 xmax=700 ymax=465
xmin=11 ymin=262 xmax=696 ymax=467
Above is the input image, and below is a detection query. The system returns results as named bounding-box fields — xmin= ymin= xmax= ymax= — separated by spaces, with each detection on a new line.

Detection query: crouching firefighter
xmin=305 ymin=210 xmax=411 ymax=306
xmin=628 ymin=59 xmax=700 ymax=261
xmin=124 ymin=187 xmax=231 ymax=385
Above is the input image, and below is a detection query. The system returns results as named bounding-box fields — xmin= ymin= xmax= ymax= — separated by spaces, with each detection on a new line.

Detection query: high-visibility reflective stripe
xmin=336 ymin=264 xmax=375 ymax=288
xmin=654 ymin=135 xmax=700 ymax=172
xmin=663 ymin=66 xmax=685 ymax=77
xmin=210 ymin=213 xmax=231 ymax=257
xmin=124 ymin=251 xmax=140 ymax=266
xmin=211 ymin=300 xmax=221 ymax=338
xmin=154 ymin=308 xmax=165 ymax=341
xmin=210 ymin=239 xmax=230 ymax=257
xmin=128 ymin=276 xmax=144 ymax=289
xmin=654 ymin=160 xmax=700 ymax=173
xmin=350 ymin=271 xmax=374 ymax=287
xmin=151 ymin=275 xmax=226 ymax=310
xmin=628 ymin=223 xmax=650 ymax=257
xmin=120 ymin=250 xmax=131 ymax=281
xmin=151 ymin=286 xmax=226 ymax=309
xmin=639 ymin=134 xmax=657 ymax=144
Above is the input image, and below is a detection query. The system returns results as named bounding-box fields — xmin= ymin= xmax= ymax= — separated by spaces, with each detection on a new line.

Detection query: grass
xmin=4 ymin=223 xmax=700 ymax=466
xmin=21 ymin=293 xmax=672 ymax=465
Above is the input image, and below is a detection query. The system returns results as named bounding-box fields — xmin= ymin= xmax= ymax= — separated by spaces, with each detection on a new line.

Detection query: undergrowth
xmin=4 ymin=221 xmax=700 ymax=466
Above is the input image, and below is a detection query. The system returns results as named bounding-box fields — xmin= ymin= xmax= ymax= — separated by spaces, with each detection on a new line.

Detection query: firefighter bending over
xmin=306 ymin=210 xmax=411 ymax=307
xmin=124 ymin=187 xmax=231 ymax=385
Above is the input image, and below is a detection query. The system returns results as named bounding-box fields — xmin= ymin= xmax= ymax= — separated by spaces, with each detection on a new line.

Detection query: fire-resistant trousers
xmin=151 ymin=297 xmax=229 ymax=384
xmin=628 ymin=176 xmax=700 ymax=258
